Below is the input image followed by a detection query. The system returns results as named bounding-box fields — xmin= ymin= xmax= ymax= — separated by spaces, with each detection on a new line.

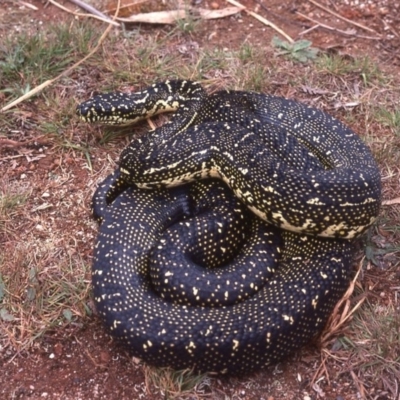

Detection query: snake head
xmin=76 ymin=92 xmax=148 ymax=126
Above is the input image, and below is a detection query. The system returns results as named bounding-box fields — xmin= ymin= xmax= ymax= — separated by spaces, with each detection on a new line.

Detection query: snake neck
xmin=119 ymin=80 xmax=207 ymax=179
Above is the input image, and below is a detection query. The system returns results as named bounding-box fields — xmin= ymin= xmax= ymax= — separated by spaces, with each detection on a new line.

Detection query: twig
xmin=226 ymin=0 xmax=294 ymax=43
xmin=380 ymin=18 xmax=399 ymax=38
xmin=104 ymin=0 xmax=149 ymax=13
xmin=311 ymin=258 xmax=366 ymax=386
xmin=48 ymin=0 xmax=120 ymax=26
xmin=1 ymin=1 xmax=121 ymax=112
xmin=307 ymin=0 xmax=378 ymax=34
xmin=383 ymin=197 xmax=400 ymax=205
xmin=18 ymin=1 xmax=38 ymax=10
xmin=252 ymin=0 xmax=304 ymax=28
xmin=68 ymin=0 xmax=119 ymax=24
xmin=350 ymin=370 xmax=366 ymax=398
xmin=248 ymin=10 xmax=294 ymax=43
xmin=0 ymin=137 xmax=48 ymax=148
xmin=296 ymin=11 xmax=381 ymax=40
xmin=327 ymin=0 xmax=339 ymax=13
xmin=298 ymin=24 xmax=320 ymax=36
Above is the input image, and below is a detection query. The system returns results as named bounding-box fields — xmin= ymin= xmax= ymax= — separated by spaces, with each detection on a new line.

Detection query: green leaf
xmin=293 ymin=39 xmax=312 ymax=52
xmin=26 ymin=286 xmax=36 ymax=301
xmin=271 ymin=36 xmax=319 ymax=63
xmin=304 ymin=47 xmax=319 ymax=59
xmin=0 ymin=274 xmax=5 ymax=302
xmin=0 ymin=308 xmax=15 ymax=321
xmin=271 ymin=36 xmax=291 ymax=50
xmin=293 ymin=53 xmax=307 ymax=63
xmin=28 ymin=267 xmax=37 ymax=281
xmin=365 ymin=245 xmax=375 ymax=261
xmin=63 ymin=309 xmax=73 ymax=322
xmin=83 ymin=303 xmax=93 ymax=316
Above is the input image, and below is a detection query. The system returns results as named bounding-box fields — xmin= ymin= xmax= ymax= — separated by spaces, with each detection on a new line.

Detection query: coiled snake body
xmin=77 ymin=80 xmax=381 ymax=374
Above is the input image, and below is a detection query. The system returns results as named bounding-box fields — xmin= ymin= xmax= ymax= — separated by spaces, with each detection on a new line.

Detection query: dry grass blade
xmin=307 ymin=0 xmax=378 ymax=34
xmin=226 ymin=0 xmax=294 ymax=43
xmin=382 ymin=197 xmax=400 ymax=205
xmin=18 ymin=1 xmax=38 ymax=10
xmin=296 ymin=11 xmax=381 ymax=40
xmin=311 ymin=259 xmax=366 ymax=387
xmin=48 ymin=0 xmax=120 ymax=25
xmin=319 ymin=258 xmax=366 ymax=346
xmin=104 ymin=0 xmax=150 ymax=13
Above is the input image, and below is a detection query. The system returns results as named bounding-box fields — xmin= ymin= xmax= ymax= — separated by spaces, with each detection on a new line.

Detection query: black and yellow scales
xmin=77 ymin=80 xmax=381 ymax=375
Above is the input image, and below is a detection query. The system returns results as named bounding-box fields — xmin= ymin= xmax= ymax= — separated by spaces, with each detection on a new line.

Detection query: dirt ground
xmin=1 ymin=0 xmax=399 ymax=399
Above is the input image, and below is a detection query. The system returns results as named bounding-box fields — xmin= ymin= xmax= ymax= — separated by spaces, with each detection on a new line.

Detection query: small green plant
xmin=317 ymin=53 xmax=353 ymax=75
xmin=238 ymin=63 xmax=267 ymax=92
xmin=352 ymin=56 xmax=383 ymax=85
xmin=317 ymin=54 xmax=383 ymax=85
xmin=197 ymin=48 xmax=229 ymax=75
xmin=349 ymin=302 xmax=400 ymax=375
xmin=376 ymin=108 xmax=400 ymax=136
xmin=238 ymin=42 xmax=256 ymax=63
xmin=272 ymin=36 xmax=318 ymax=63
xmin=145 ymin=367 xmax=210 ymax=399
xmin=0 ymin=191 xmax=29 ymax=219
xmin=0 ymin=33 xmax=72 ymax=99
xmin=1 ymin=245 xmax=92 ymax=349
xmin=235 ymin=45 xmax=270 ymax=91
xmin=173 ymin=6 xmax=200 ymax=35
xmin=0 ymin=22 xmax=98 ymax=102
xmin=100 ymin=125 xmax=134 ymax=144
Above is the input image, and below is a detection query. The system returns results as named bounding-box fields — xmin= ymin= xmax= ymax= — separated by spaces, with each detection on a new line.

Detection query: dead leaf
xmin=301 ymin=85 xmax=330 ymax=95
xmin=118 ymin=6 xmax=242 ymax=24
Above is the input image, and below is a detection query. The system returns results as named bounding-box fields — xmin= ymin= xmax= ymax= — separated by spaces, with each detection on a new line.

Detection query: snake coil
xmin=77 ymin=80 xmax=381 ymax=374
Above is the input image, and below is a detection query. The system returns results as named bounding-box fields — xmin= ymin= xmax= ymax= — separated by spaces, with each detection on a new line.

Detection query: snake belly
xmin=78 ymin=81 xmax=381 ymax=374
